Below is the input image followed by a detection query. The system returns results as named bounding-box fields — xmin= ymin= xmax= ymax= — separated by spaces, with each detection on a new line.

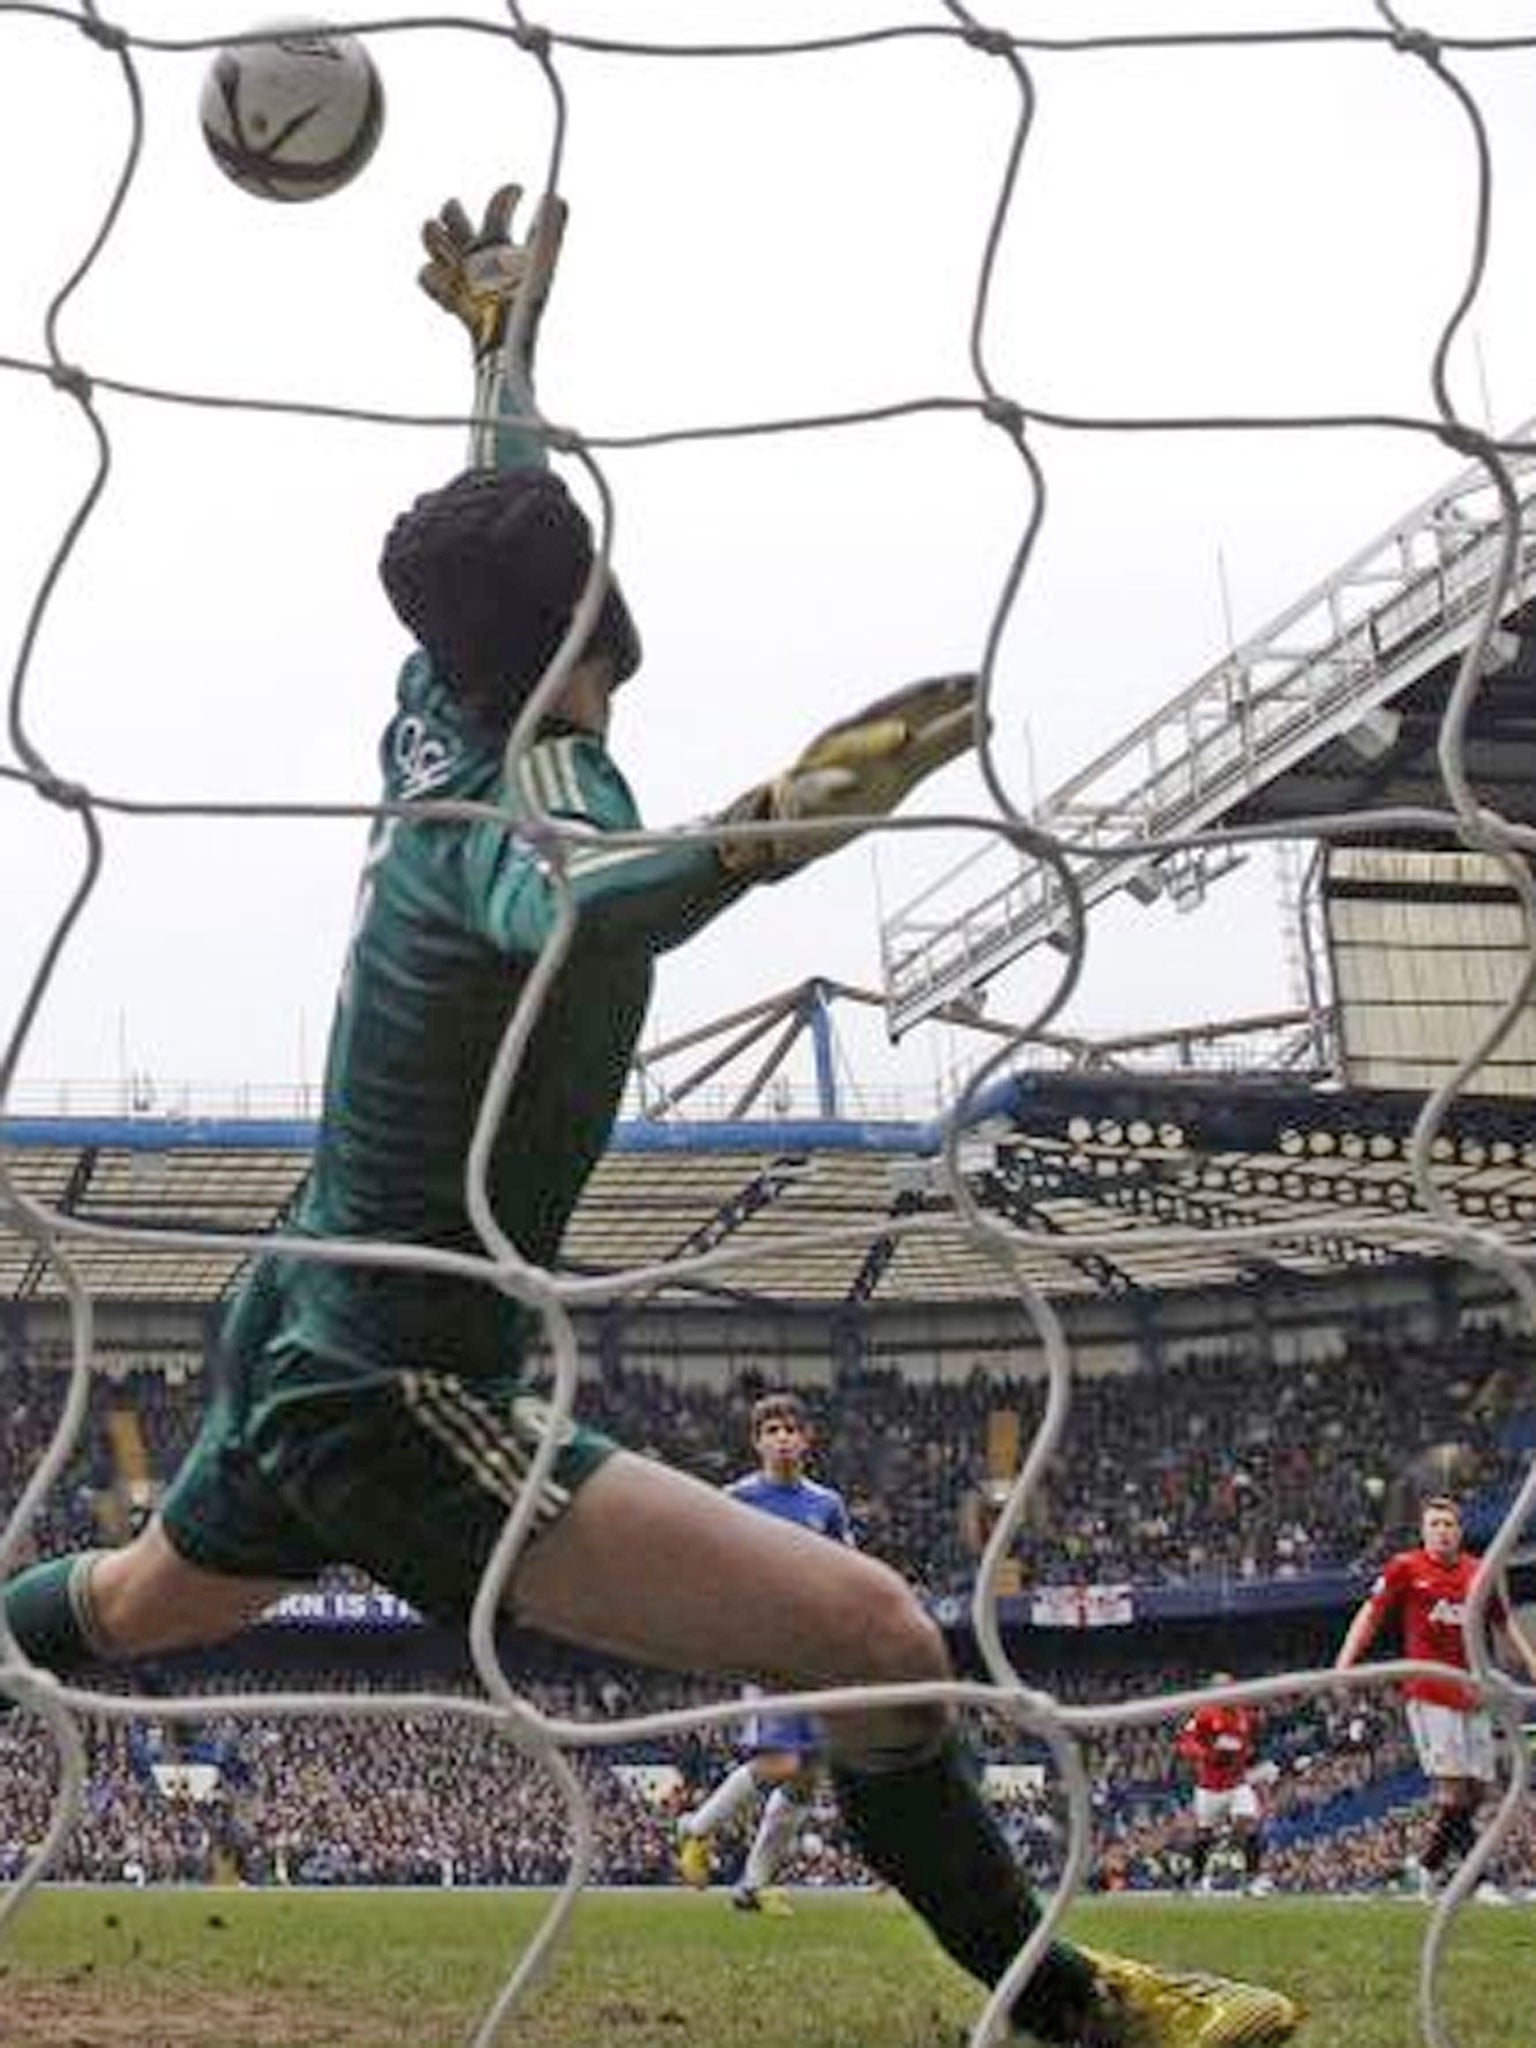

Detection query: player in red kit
xmin=1174 ymin=1678 xmax=1267 ymax=1893
xmin=1334 ymin=1495 xmax=1536 ymax=1898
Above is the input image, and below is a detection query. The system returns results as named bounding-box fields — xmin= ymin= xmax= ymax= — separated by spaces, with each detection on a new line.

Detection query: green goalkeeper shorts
xmin=158 ymin=1347 xmax=616 ymax=1627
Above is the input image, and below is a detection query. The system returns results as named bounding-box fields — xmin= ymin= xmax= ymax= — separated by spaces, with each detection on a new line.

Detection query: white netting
xmin=3 ymin=6 xmax=1536 ymax=2045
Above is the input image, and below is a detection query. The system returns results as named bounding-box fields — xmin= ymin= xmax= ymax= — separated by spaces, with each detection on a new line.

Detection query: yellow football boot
xmin=676 ymin=1828 xmax=712 ymax=1890
xmin=1076 ymin=1947 xmax=1303 ymax=2048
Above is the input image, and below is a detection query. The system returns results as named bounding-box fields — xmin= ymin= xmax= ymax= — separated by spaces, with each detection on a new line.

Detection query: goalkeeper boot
xmin=675 ymin=1823 xmax=712 ymax=1890
xmin=1076 ymin=1946 xmax=1303 ymax=2047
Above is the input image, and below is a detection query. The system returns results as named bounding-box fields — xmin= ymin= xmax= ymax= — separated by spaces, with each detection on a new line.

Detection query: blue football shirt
xmin=726 ymin=1472 xmax=852 ymax=1545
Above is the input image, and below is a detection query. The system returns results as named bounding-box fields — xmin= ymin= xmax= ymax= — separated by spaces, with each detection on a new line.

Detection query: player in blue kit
xmin=0 ymin=182 xmax=1302 ymax=2047
xmin=676 ymin=1392 xmax=851 ymax=1911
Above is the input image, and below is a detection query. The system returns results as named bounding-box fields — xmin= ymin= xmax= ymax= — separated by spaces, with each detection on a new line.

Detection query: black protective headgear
xmin=379 ymin=468 xmax=642 ymax=724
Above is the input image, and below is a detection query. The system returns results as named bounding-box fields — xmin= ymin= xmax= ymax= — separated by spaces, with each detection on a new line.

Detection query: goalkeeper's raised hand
xmin=718 ymin=674 xmax=979 ymax=878
xmin=417 ymin=184 xmax=567 ymax=359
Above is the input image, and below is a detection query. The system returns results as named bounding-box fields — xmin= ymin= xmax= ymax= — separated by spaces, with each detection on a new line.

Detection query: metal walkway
xmin=881 ymin=422 xmax=1536 ymax=1037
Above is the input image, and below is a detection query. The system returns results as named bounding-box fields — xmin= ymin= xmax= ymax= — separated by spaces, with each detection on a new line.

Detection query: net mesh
xmin=3 ymin=7 xmax=1536 ymax=2045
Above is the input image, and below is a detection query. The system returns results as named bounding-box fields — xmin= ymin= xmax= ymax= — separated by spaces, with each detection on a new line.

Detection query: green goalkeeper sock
xmin=2 ymin=1554 xmax=107 ymax=1705
xmin=831 ymin=1735 xmax=1099 ymax=2044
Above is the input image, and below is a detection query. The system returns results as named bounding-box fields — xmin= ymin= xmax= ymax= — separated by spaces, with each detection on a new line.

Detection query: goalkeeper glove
xmin=417 ymin=184 xmax=567 ymax=359
xmin=718 ymin=673 xmax=979 ymax=878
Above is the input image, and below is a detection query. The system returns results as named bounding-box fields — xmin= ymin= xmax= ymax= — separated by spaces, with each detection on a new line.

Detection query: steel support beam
xmin=883 ymin=422 xmax=1536 ymax=1035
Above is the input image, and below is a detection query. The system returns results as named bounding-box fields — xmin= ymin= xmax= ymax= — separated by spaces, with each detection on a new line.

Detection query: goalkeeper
xmin=1 ymin=188 xmax=1298 ymax=2048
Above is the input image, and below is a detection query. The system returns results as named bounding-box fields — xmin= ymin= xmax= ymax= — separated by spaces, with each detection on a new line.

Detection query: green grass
xmin=0 ymin=1886 xmax=1530 ymax=2047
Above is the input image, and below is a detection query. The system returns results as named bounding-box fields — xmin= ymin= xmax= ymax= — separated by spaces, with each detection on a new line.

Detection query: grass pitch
xmin=0 ymin=1886 xmax=1530 ymax=2047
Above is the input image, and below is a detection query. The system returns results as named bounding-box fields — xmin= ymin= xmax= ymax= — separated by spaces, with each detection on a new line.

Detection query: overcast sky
xmin=5 ymin=1 xmax=1536 ymax=1116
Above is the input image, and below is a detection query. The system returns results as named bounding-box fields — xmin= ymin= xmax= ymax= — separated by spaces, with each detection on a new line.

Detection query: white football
xmin=199 ymin=20 xmax=384 ymax=203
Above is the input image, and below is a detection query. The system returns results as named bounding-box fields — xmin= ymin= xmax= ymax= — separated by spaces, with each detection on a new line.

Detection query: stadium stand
xmin=2 ymin=1659 xmax=1530 ymax=1895
xmin=7 ymin=1320 xmax=1534 ymax=1593
xmin=5 ymin=1314 xmax=1535 ymax=1894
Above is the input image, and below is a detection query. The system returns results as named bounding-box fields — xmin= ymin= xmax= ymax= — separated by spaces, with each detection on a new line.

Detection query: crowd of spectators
xmin=0 ymin=1664 xmax=861 ymax=1891
xmin=4 ymin=1314 xmax=1535 ymax=1896
xmin=0 ymin=1351 xmax=111 ymax=1562
xmin=5 ymin=1314 xmax=1535 ymax=1597
xmin=2 ymin=1652 xmax=1533 ymax=1897
xmin=965 ymin=1315 xmax=1536 ymax=1592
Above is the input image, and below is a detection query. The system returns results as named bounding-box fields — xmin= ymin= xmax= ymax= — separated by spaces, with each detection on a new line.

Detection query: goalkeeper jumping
xmin=1 ymin=187 xmax=1299 ymax=2048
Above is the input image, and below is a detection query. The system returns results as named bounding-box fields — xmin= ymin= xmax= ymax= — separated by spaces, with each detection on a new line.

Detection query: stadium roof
xmin=1220 ymin=635 xmax=1536 ymax=834
xmin=3 ymin=1072 xmax=1533 ymax=1312
xmin=881 ymin=427 xmax=1536 ymax=1035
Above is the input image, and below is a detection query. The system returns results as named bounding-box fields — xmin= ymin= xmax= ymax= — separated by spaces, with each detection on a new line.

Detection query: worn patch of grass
xmin=0 ymin=1886 xmax=1529 ymax=2046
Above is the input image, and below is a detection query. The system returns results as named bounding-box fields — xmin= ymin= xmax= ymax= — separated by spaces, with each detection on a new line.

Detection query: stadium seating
xmin=6 ymin=1321 xmax=1533 ymax=1594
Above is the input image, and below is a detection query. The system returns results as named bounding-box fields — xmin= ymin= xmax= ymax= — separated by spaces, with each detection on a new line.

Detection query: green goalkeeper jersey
xmin=253 ymin=652 xmax=742 ymax=1387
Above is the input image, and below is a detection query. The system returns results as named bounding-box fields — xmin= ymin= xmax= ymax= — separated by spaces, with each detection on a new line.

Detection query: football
xmin=199 ymin=20 xmax=384 ymax=203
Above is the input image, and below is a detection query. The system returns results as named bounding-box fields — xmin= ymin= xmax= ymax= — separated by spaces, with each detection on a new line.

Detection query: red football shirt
xmin=1367 ymin=1547 xmax=1507 ymax=1708
xmin=1176 ymin=1703 xmax=1258 ymax=1791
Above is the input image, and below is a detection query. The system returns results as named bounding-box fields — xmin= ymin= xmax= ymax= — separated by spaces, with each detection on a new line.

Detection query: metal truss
xmin=882 ymin=420 xmax=1536 ymax=1036
xmin=664 ymin=1156 xmax=810 ymax=1265
xmin=845 ymin=1187 xmax=929 ymax=1304
xmin=17 ymin=1145 xmax=97 ymax=1298
xmin=633 ymin=979 xmax=850 ymax=1121
xmin=7 ymin=1072 xmax=1534 ymax=1309
xmin=998 ymin=1143 xmax=1384 ymax=1279
xmin=1000 ymin=1069 xmax=1536 ymax=1159
xmin=978 ymin=1150 xmax=1142 ymax=1297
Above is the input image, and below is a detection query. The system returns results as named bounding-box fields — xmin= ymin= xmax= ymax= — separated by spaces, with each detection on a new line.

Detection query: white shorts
xmin=1406 ymin=1697 xmax=1496 ymax=1783
xmin=1193 ymin=1782 xmax=1260 ymax=1830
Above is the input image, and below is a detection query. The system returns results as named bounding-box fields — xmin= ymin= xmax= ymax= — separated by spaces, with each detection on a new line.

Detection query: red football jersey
xmin=1176 ymin=1702 xmax=1257 ymax=1791
xmin=1367 ymin=1547 xmax=1507 ymax=1708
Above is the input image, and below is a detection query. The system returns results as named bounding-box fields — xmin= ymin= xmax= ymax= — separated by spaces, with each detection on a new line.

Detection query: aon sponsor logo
xmin=1427 ymin=1597 xmax=1467 ymax=1628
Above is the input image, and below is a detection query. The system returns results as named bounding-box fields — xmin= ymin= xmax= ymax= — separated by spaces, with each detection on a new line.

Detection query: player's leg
xmin=2 ymin=1550 xmax=102 ymax=1695
xmin=682 ymin=1759 xmax=768 ymax=1838
xmin=292 ymin=1386 xmax=1299 ymax=2046
xmin=2 ymin=1270 xmax=293 ymax=1697
xmin=511 ymin=1450 xmax=1300 ymax=2046
xmin=1416 ymin=1782 xmax=1472 ymax=1896
xmin=734 ymin=1760 xmax=815 ymax=1913
xmin=1404 ymin=1702 xmax=1445 ymax=1891
xmin=675 ymin=1742 xmax=770 ymax=1889
xmin=1229 ymin=1784 xmax=1266 ymax=1893
xmin=1443 ymin=1783 xmax=1482 ymax=1870
xmin=510 ymin=1447 xmax=1117 ymax=2037
xmin=2 ymin=1516 xmax=285 ymax=1678
xmin=2 ymin=1322 xmax=309 ymax=1700
xmin=676 ymin=1725 xmax=803 ymax=1888
xmin=93 ymin=1517 xmax=290 ymax=1648
xmin=1405 ymin=1702 xmax=1490 ymax=1895
xmin=278 ymin=1387 xmax=1090 ymax=2033
xmin=1469 ymin=1772 xmax=1511 ymax=1903
xmin=1460 ymin=1747 xmax=1512 ymax=1900
xmin=511 ymin=1449 xmax=945 ymax=1746
xmin=1453 ymin=1713 xmax=1502 ymax=1894
xmin=1187 ymin=1785 xmax=1222 ymax=1891
xmin=1458 ymin=1769 xmax=1515 ymax=1892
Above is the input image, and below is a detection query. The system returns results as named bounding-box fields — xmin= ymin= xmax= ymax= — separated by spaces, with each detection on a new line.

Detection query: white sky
xmin=5 ymin=1 xmax=1536 ymax=1115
